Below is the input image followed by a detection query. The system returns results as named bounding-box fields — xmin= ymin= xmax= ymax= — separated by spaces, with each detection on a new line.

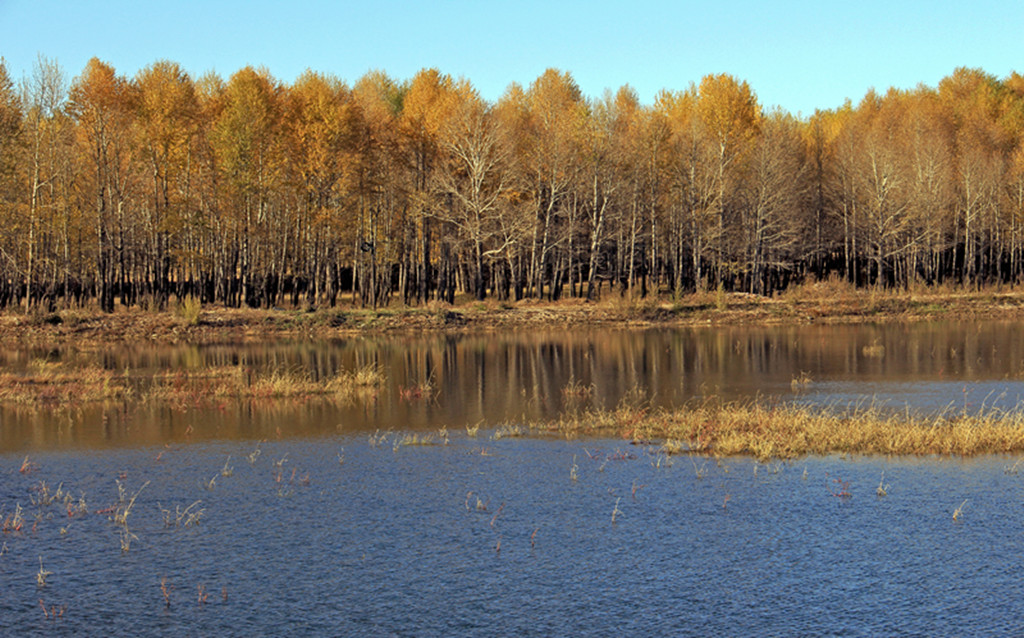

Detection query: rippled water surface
xmin=3 ymin=437 xmax=1024 ymax=635
xmin=4 ymin=321 xmax=1024 ymax=634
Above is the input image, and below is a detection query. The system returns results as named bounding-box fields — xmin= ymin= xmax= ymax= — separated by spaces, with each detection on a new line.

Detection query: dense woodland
xmin=2 ymin=56 xmax=1024 ymax=311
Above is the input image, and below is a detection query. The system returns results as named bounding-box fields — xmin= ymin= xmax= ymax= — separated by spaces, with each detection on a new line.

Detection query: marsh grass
xmin=530 ymin=396 xmax=652 ymax=441
xmin=876 ymin=472 xmax=890 ymax=497
xmin=176 ymin=296 xmax=203 ymax=326
xmin=144 ymin=364 xmax=384 ymax=407
xmin=631 ymin=480 xmax=646 ymax=499
xmin=790 ymin=372 xmax=813 ymax=392
xmin=30 ymin=481 xmax=66 ymax=506
xmin=715 ymin=281 xmax=727 ymax=311
xmin=2 ymin=503 xmax=24 ymax=532
xmin=387 ymin=427 xmax=449 ymax=450
xmin=492 ymin=423 xmax=527 ymax=440
xmin=953 ymin=499 xmax=969 ymax=521
xmin=161 ymin=577 xmax=173 ymax=608
xmin=160 ymin=500 xmax=204 ymax=528
xmin=394 ymin=432 xmax=439 ymax=447
xmin=272 ymin=454 xmax=289 ymax=482
xmin=561 ymin=377 xmax=594 ymax=398
xmin=113 ymin=480 xmax=149 ymax=527
xmin=368 ymin=430 xmax=391 ymax=448
xmin=36 ymin=557 xmax=52 ymax=587
xmin=533 ymin=397 xmax=1024 ymax=460
xmin=690 ymin=458 xmax=708 ymax=479
xmin=0 ymin=360 xmax=133 ymax=404
xmin=118 ymin=526 xmax=137 ymax=552
xmin=399 ymin=376 xmax=436 ymax=402
xmin=0 ymin=359 xmax=385 ymax=408
xmin=465 ymin=491 xmax=489 ymax=512
xmin=38 ymin=598 xmax=66 ymax=620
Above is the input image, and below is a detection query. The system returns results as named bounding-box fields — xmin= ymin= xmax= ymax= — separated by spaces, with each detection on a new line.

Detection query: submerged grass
xmin=532 ymin=398 xmax=1024 ymax=460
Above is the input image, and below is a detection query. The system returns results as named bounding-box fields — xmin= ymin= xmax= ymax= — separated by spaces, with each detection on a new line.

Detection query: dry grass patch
xmin=534 ymin=398 xmax=1024 ymax=460
xmin=0 ymin=360 xmax=132 ymax=404
xmin=144 ymin=364 xmax=384 ymax=406
xmin=0 ymin=360 xmax=386 ymax=409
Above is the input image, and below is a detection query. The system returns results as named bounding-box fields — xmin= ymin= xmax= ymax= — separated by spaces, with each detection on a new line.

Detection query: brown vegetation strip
xmin=7 ymin=281 xmax=1024 ymax=347
xmin=0 ymin=361 xmax=133 ymax=404
xmin=0 ymin=361 xmax=383 ymax=407
xmin=532 ymin=401 xmax=1024 ymax=460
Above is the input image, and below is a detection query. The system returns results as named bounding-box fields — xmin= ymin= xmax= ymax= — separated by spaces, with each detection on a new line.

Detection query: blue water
xmin=3 ymin=433 xmax=1024 ymax=636
xmin=5 ymin=322 xmax=1024 ymax=634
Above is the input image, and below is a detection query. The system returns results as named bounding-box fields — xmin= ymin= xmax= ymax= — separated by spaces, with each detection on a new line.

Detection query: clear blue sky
xmin=0 ymin=0 xmax=1021 ymax=116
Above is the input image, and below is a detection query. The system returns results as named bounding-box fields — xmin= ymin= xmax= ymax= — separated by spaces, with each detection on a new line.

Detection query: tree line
xmin=1 ymin=56 xmax=1024 ymax=312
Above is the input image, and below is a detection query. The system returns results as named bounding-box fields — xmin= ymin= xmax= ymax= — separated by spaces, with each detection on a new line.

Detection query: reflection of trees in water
xmin=6 ymin=322 xmax=1024 ymax=451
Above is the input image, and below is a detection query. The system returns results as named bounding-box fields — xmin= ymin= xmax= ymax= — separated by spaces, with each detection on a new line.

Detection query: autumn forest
xmin=1 ymin=56 xmax=1023 ymax=312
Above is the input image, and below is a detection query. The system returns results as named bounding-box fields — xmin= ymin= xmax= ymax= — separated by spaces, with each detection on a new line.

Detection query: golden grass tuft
xmin=176 ymin=295 xmax=202 ymax=326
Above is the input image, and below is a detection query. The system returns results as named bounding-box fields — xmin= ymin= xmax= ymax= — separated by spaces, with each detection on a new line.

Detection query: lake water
xmin=3 ymin=320 xmax=1024 ymax=634
xmin=5 ymin=320 xmax=1024 ymax=450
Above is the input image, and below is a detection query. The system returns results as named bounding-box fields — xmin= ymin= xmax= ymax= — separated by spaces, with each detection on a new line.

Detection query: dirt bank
xmin=6 ymin=285 xmax=1024 ymax=347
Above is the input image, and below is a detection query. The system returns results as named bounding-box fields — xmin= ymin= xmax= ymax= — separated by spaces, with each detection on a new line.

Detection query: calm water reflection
xmin=4 ymin=320 xmax=1024 ymax=451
